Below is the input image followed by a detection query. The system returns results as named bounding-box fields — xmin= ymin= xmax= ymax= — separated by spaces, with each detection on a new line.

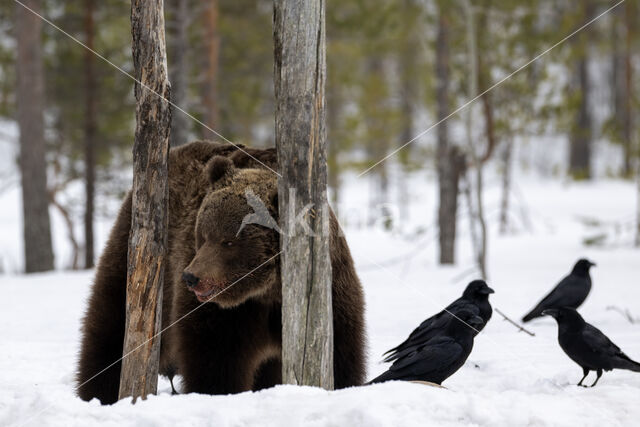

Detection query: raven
xmin=543 ymin=307 xmax=640 ymax=387
xmin=369 ymin=310 xmax=484 ymax=385
xmin=522 ymin=259 xmax=595 ymax=323
xmin=382 ymin=280 xmax=494 ymax=363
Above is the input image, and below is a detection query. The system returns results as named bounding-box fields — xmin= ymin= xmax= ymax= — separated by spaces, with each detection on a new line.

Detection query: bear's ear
xmin=229 ymin=150 xmax=251 ymax=168
xmin=230 ymin=148 xmax=277 ymax=170
xmin=205 ymin=156 xmax=235 ymax=186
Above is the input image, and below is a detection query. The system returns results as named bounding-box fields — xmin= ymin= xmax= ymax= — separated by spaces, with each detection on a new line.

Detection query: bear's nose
xmin=182 ymin=272 xmax=200 ymax=288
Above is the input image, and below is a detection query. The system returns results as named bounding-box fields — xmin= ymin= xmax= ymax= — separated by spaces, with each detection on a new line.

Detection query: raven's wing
xmin=381 ymin=309 xmax=445 ymax=358
xmin=579 ymin=323 xmax=640 ymax=371
xmin=382 ymin=296 xmax=466 ymax=357
xmin=582 ymin=324 xmax=622 ymax=358
xmin=522 ymin=274 xmax=589 ymax=322
xmin=388 ymin=337 xmax=464 ymax=379
xmin=410 ymin=300 xmax=479 ymax=342
xmin=382 ymin=300 xmax=477 ymax=362
xmin=414 ymin=310 xmax=446 ymax=334
xmin=537 ymin=275 xmax=588 ymax=308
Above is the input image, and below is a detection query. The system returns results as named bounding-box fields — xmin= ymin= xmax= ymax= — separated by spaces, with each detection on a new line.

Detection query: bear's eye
xmin=222 ymin=240 xmax=233 ymax=247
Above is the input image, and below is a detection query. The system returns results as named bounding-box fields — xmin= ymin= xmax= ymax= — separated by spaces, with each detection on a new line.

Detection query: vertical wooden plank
xmin=273 ymin=0 xmax=334 ymax=389
xmin=118 ymin=0 xmax=171 ymax=402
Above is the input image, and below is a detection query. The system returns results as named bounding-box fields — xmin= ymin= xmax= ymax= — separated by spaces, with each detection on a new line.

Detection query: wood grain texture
xmin=118 ymin=0 xmax=171 ymax=402
xmin=273 ymin=0 xmax=334 ymax=389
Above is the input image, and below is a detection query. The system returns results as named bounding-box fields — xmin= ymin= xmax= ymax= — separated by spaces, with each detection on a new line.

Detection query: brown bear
xmin=76 ymin=141 xmax=367 ymax=404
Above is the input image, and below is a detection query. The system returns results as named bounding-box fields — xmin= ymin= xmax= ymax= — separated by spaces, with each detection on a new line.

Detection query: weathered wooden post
xmin=273 ymin=0 xmax=334 ymax=389
xmin=118 ymin=0 xmax=171 ymax=402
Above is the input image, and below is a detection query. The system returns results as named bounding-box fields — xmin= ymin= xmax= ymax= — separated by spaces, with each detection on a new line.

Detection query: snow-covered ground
xmin=1 ymin=147 xmax=640 ymax=426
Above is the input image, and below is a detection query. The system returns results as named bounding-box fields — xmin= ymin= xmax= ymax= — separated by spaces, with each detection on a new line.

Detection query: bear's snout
xmin=182 ymin=271 xmax=200 ymax=288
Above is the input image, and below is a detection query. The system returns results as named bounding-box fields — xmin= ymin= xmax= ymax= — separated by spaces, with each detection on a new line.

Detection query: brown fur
xmin=76 ymin=141 xmax=367 ymax=404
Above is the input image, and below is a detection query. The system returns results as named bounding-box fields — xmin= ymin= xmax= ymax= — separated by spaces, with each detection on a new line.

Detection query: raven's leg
xmin=577 ymin=367 xmax=589 ymax=387
xmin=590 ymin=369 xmax=603 ymax=387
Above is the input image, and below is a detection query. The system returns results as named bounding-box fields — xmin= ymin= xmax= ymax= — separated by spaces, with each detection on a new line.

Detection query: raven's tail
xmin=522 ymin=305 xmax=544 ymax=323
xmin=381 ymin=351 xmax=400 ymax=363
xmin=367 ymin=370 xmax=395 ymax=385
xmin=381 ymin=345 xmax=399 ymax=358
xmin=615 ymin=354 xmax=640 ymax=373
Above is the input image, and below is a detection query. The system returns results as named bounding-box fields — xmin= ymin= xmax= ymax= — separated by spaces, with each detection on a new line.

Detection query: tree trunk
xmin=621 ymin=2 xmax=634 ymax=178
xmin=627 ymin=4 xmax=639 ymax=247
xmin=397 ymin=0 xmax=417 ymax=225
xmin=636 ymin=161 xmax=640 ymax=247
xmin=118 ymin=0 xmax=171 ymax=403
xmin=202 ymin=0 xmax=220 ymax=137
xmin=611 ymin=5 xmax=623 ymax=120
xmin=464 ymin=0 xmax=487 ymax=279
xmin=476 ymin=2 xmax=498 ymax=165
xmin=499 ymin=138 xmax=513 ymax=235
xmin=569 ymin=56 xmax=592 ymax=179
xmin=569 ymin=2 xmax=594 ymax=180
xmin=274 ymin=0 xmax=334 ymax=389
xmin=611 ymin=3 xmax=632 ymax=177
xmin=365 ymin=58 xmax=389 ymax=220
xmin=636 ymin=160 xmax=640 ymax=247
xmin=167 ymin=0 xmax=190 ymax=147
xmin=15 ymin=0 xmax=54 ymax=273
xmin=435 ymin=6 xmax=460 ymax=265
xmin=84 ymin=0 xmax=96 ymax=269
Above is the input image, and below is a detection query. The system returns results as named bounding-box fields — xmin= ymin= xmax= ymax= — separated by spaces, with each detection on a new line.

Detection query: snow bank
xmin=1 ymin=160 xmax=639 ymax=426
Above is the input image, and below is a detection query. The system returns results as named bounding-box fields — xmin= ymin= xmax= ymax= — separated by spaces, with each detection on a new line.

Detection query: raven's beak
xmin=542 ymin=309 xmax=558 ymax=317
xmin=469 ymin=315 xmax=484 ymax=328
xmin=590 ymin=262 xmax=597 ymax=267
xmin=480 ymin=287 xmax=495 ymax=295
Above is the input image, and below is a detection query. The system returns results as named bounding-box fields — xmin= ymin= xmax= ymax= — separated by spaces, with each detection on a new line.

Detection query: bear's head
xmin=182 ymin=155 xmax=280 ymax=308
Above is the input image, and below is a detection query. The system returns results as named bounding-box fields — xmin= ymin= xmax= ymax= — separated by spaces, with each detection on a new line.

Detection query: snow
xmin=1 ymin=147 xmax=640 ymax=426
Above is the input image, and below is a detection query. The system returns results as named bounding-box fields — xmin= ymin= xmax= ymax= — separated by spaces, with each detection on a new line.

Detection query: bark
xmin=167 ymin=0 xmax=190 ymax=147
xmin=274 ymin=0 xmax=334 ymax=389
xmin=499 ymin=138 xmax=513 ymax=235
xmin=435 ymin=7 xmax=460 ymax=265
xmin=569 ymin=2 xmax=594 ymax=180
xmin=569 ymin=57 xmax=592 ymax=179
xmin=636 ymin=162 xmax=640 ymax=247
xmin=118 ymin=0 xmax=171 ymax=402
xmin=621 ymin=3 xmax=634 ymax=178
xmin=15 ymin=0 xmax=54 ymax=273
xmin=464 ymin=0 xmax=487 ymax=279
xmin=202 ymin=0 xmax=220 ymax=137
xmin=397 ymin=0 xmax=417 ymax=224
xmin=611 ymin=6 xmax=623 ymax=119
xmin=365 ymin=58 xmax=389 ymax=219
xmin=629 ymin=5 xmax=639 ymax=247
xmin=84 ymin=0 xmax=96 ymax=269
xmin=477 ymin=1 xmax=497 ymax=165
xmin=611 ymin=4 xmax=632 ymax=177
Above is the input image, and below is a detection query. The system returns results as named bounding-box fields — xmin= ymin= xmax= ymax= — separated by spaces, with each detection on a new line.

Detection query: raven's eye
xmin=222 ymin=240 xmax=233 ymax=247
